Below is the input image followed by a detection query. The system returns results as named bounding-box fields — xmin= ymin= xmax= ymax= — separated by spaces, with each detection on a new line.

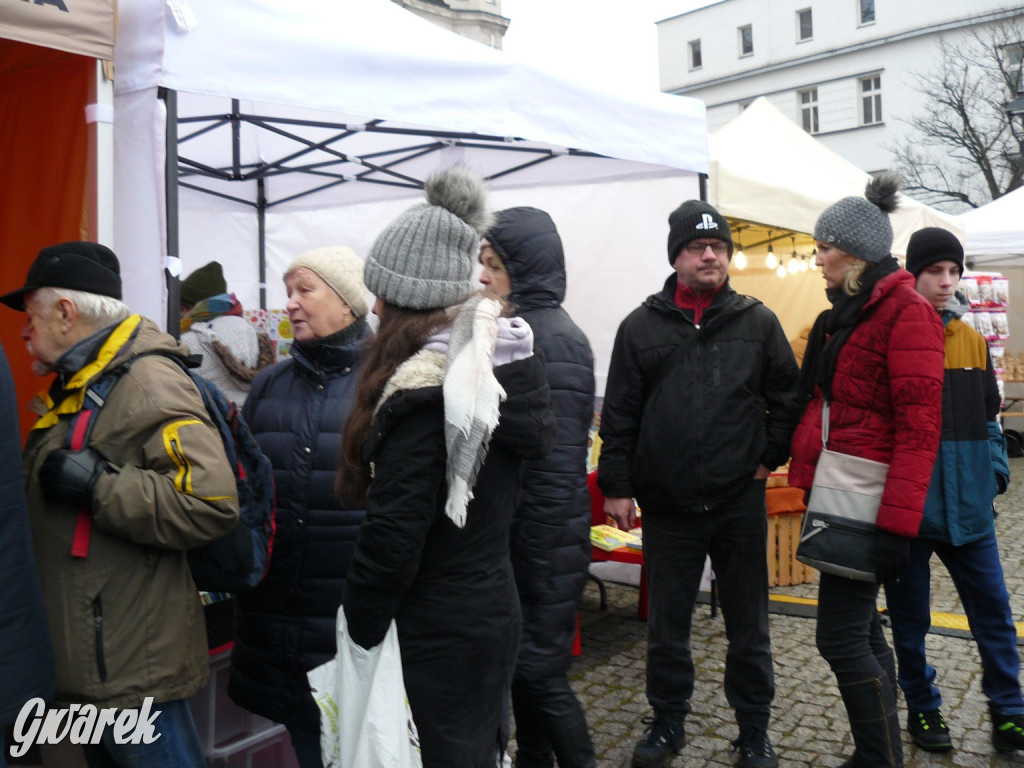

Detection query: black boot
xmin=836 ymin=675 xmax=903 ymax=767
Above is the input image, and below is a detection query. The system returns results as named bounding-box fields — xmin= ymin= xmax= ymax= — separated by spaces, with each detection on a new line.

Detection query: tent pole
xmin=699 ymin=172 xmax=708 ymax=202
xmin=161 ymin=87 xmax=181 ymax=338
xmin=258 ymin=176 xmax=267 ymax=310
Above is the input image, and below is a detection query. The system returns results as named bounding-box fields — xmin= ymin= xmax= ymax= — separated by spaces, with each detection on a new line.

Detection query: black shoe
xmin=731 ymin=726 xmax=778 ymax=768
xmin=908 ymin=709 xmax=952 ymax=753
xmin=992 ymin=712 xmax=1024 ymax=752
xmin=630 ymin=715 xmax=685 ymax=768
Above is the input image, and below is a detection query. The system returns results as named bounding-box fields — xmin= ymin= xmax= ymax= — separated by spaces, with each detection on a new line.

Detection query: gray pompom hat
xmin=814 ymin=172 xmax=901 ymax=263
xmin=364 ymin=166 xmax=493 ymax=310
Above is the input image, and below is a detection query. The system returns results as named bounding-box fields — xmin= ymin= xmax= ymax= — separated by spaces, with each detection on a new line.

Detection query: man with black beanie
xmin=884 ymin=227 xmax=1024 ymax=754
xmin=598 ymin=200 xmax=801 ymax=768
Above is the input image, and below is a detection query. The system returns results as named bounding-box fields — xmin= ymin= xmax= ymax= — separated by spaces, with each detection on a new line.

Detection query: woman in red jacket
xmin=789 ymin=173 xmax=944 ymax=768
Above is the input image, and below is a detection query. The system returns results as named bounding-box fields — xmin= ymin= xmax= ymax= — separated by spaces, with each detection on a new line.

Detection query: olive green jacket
xmin=23 ymin=315 xmax=240 ymax=707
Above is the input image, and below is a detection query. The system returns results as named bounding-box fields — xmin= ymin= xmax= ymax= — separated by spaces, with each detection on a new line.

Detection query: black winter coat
xmin=599 ymin=275 xmax=801 ymax=515
xmin=229 ymin=334 xmax=365 ymax=729
xmin=0 ymin=344 xmax=54 ymax=727
xmin=343 ymin=353 xmax=556 ymax=768
xmin=488 ymin=207 xmax=596 ymax=682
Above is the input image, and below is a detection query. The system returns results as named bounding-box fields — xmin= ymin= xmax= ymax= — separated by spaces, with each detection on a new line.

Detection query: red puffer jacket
xmin=789 ymin=270 xmax=944 ymax=537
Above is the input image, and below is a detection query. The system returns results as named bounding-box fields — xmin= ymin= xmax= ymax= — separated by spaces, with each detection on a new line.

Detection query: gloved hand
xmin=40 ymin=448 xmax=110 ymax=509
xmin=875 ymin=530 xmax=910 ymax=584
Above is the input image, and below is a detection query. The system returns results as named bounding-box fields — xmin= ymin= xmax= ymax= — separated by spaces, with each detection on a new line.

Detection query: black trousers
xmin=642 ymin=487 xmax=775 ymax=728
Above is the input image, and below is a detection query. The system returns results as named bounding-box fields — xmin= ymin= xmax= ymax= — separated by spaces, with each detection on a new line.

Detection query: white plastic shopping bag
xmin=308 ymin=607 xmax=422 ymax=768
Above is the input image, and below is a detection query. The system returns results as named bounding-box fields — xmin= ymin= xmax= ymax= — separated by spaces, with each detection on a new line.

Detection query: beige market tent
xmin=709 ymin=97 xmax=963 ymax=337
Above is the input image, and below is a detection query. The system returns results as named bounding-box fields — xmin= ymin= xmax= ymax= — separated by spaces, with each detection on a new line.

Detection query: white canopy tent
xmin=958 ymin=186 xmax=1024 ymax=265
xmin=709 ymin=98 xmax=964 ymax=338
xmin=112 ymin=0 xmax=709 ymax=391
xmin=710 ymin=98 xmax=963 ymax=259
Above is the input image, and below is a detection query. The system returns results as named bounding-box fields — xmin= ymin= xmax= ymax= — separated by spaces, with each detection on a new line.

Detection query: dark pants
xmin=511 ymin=676 xmax=594 ymax=768
xmin=885 ymin=534 xmax=1024 ymax=715
xmin=642 ymin=491 xmax=774 ymax=728
xmin=81 ymin=699 xmax=206 ymax=768
xmin=286 ymin=723 xmax=325 ymax=768
xmin=816 ymin=572 xmax=890 ymax=684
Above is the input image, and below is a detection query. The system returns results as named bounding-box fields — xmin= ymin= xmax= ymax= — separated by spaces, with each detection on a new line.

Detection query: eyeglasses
xmin=684 ymin=241 xmax=729 ymax=256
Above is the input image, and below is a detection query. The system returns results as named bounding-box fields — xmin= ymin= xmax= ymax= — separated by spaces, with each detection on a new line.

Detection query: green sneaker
xmin=908 ymin=710 xmax=952 ymax=752
xmin=992 ymin=712 xmax=1024 ymax=753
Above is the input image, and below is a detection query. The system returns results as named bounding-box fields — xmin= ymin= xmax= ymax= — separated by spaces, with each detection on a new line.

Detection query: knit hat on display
xmin=364 ymin=165 xmax=492 ymax=310
xmin=905 ymin=227 xmax=965 ymax=277
xmin=180 ymin=261 xmax=227 ymax=305
xmin=814 ymin=172 xmax=901 ymax=263
xmin=0 ymin=241 xmax=121 ymax=311
xmin=666 ymin=200 xmax=733 ymax=265
xmin=285 ymin=246 xmax=369 ymax=318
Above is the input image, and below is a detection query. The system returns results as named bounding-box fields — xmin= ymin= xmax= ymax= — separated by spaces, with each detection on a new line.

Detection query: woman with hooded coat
xmin=789 ymin=174 xmax=944 ymax=768
xmin=338 ymin=167 xmax=557 ymax=768
xmin=482 ymin=206 xmax=597 ymax=768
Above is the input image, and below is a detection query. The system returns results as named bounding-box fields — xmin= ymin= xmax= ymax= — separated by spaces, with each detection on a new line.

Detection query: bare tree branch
xmin=887 ymin=16 xmax=1024 ymax=212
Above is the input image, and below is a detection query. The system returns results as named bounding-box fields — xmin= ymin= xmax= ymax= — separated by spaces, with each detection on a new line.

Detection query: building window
xmin=739 ymin=25 xmax=753 ymax=57
xmin=861 ymin=75 xmax=882 ymax=125
xmin=859 ymin=0 xmax=875 ymax=24
xmin=797 ymin=9 xmax=813 ymax=41
xmin=1004 ymin=42 xmax=1024 ymax=95
xmin=800 ymin=88 xmax=819 ymax=134
xmin=689 ymin=39 xmax=702 ymax=70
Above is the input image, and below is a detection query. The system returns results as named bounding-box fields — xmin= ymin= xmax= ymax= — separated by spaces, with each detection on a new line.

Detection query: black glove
xmin=40 ymin=448 xmax=110 ymax=509
xmin=875 ymin=531 xmax=910 ymax=584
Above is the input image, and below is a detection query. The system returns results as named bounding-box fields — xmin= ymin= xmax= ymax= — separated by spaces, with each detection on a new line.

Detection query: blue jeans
xmin=884 ymin=534 xmax=1024 ymax=714
xmin=81 ymin=698 xmax=205 ymax=768
xmin=642 ymin=489 xmax=774 ymax=728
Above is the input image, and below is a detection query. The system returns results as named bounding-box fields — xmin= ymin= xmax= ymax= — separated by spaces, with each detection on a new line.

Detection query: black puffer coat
xmin=487 ymin=207 xmax=596 ymax=682
xmin=0 ymin=344 xmax=54 ymax=727
xmin=229 ymin=331 xmax=365 ymax=729
xmin=343 ymin=352 xmax=556 ymax=768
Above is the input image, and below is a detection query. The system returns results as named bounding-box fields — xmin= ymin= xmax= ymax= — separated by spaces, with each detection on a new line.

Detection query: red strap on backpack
xmin=69 ymin=410 xmax=95 ymax=559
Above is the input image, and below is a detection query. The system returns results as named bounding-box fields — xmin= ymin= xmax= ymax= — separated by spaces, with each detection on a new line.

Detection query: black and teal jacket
xmin=918 ymin=294 xmax=1009 ymax=545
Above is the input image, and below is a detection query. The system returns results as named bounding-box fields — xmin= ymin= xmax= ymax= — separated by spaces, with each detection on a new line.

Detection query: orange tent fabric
xmin=0 ymin=40 xmax=90 ymax=443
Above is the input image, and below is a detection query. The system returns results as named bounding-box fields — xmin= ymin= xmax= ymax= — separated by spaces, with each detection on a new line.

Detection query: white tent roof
xmin=112 ymin=0 xmax=711 ymax=393
xmin=958 ymin=186 xmax=1024 ymax=264
xmin=709 ymin=98 xmax=962 ymax=258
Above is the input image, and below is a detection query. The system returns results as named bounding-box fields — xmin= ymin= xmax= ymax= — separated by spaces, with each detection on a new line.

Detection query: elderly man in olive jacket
xmin=0 ymin=242 xmax=239 ymax=768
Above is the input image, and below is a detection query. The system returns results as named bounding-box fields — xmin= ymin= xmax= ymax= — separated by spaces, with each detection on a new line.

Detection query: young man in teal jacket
xmin=885 ymin=227 xmax=1023 ymax=754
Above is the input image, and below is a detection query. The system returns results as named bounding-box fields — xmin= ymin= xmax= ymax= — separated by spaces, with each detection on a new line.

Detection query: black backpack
xmin=67 ymin=352 xmax=276 ymax=593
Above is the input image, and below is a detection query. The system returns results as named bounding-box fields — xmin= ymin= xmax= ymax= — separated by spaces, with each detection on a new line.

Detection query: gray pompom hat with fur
xmin=814 ymin=172 xmax=901 ymax=263
xmin=364 ymin=166 xmax=492 ymax=310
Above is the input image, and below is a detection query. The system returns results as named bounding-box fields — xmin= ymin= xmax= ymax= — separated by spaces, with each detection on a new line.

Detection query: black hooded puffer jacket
xmin=487 ymin=206 xmax=596 ymax=681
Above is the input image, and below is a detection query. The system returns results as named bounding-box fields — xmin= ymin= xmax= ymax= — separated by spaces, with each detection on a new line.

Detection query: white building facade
xmin=657 ymin=0 xmax=1023 ymax=203
xmin=392 ymin=0 xmax=509 ymax=48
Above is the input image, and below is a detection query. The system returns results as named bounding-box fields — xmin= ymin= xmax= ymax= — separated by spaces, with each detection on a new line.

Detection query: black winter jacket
xmin=229 ymin=333 xmax=365 ymax=729
xmin=0 ymin=344 xmax=54 ymax=727
xmin=488 ymin=207 xmax=596 ymax=682
xmin=598 ymin=275 xmax=801 ymax=515
xmin=343 ymin=352 xmax=556 ymax=768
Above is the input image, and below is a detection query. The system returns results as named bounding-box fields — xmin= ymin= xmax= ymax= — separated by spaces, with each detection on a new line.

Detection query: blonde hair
xmin=842 ymin=258 xmax=868 ymax=296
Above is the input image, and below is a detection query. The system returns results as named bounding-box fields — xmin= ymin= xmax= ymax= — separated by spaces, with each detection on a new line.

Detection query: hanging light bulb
xmin=809 ymin=247 xmax=818 ymax=270
xmin=734 ymin=231 xmax=747 ymax=270
xmin=776 ymin=263 xmax=787 ymax=278
xmin=765 ymin=246 xmax=778 ymax=270
xmin=799 ymin=255 xmax=809 ymax=272
xmin=788 ymin=257 xmax=800 ymax=274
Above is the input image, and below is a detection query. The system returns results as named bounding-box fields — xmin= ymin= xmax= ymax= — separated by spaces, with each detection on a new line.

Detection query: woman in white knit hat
xmin=337 ymin=166 xmax=556 ymax=768
xmin=228 ymin=246 xmax=371 ymax=768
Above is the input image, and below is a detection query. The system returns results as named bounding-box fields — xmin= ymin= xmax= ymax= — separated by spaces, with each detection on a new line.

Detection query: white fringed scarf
xmin=442 ymin=293 xmax=506 ymax=527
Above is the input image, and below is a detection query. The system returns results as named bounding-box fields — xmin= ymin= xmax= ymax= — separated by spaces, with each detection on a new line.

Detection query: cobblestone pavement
xmin=533 ymin=457 xmax=1024 ymax=768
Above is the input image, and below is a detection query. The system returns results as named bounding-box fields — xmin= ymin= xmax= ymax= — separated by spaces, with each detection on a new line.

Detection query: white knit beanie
xmin=285 ymin=246 xmax=369 ymax=318
xmin=363 ymin=166 xmax=493 ymax=310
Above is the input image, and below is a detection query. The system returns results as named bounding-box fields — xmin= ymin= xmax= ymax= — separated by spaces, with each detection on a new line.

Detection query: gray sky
xmin=501 ymin=1 xmax=714 ymax=93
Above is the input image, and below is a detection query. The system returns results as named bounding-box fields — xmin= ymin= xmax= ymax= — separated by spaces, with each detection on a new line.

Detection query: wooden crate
xmin=767 ymin=511 xmax=815 ymax=587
